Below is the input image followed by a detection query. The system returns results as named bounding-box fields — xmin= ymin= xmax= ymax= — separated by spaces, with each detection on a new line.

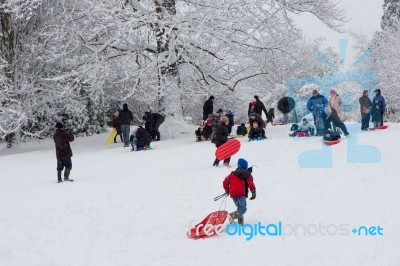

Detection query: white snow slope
xmin=1 ymin=123 xmax=400 ymax=266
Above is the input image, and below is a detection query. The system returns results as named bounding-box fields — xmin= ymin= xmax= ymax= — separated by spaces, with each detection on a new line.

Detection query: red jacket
xmin=223 ymin=168 xmax=256 ymax=197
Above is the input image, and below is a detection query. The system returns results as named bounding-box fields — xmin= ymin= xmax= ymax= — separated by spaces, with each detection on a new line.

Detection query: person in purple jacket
xmin=371 ymin=89 xmax=386 ymax=127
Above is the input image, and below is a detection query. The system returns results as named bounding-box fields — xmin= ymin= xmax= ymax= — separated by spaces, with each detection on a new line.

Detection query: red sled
xmin=296 ymin=131 xmax=310 ymax=137
xmin=187 ymin=210 xmax=228 ymax=239
xmin=369 ymin=125 xmax=389 ymax=131
xmin=215 ymin=139 xmax=241 ymax=160
xmin=324 ymin=140 xmax=340 ymax=146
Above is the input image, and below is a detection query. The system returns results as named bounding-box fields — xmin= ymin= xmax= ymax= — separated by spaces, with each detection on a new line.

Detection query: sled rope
xmin=218 ymin=193 xmax=228 ymax=211
xmin=214 ymin=192 xmax=228 ymax=201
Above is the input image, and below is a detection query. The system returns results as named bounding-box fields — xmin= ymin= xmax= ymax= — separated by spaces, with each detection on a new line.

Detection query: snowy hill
xmin=1 ymin=123 xmax=400 ymax=266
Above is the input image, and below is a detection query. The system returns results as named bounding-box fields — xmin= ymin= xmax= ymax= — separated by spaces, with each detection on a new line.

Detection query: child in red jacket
xmin=223 ymin=158 xmax=256 ymax=225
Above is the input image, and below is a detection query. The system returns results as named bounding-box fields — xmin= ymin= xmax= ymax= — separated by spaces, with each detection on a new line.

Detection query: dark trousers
xmin=57 ymin=158 xmax=72 ymax=171
xmin=114 ymin=134 xmax=123 ymax=143
xmin=361 ymin=114 xmax=370 ymax=130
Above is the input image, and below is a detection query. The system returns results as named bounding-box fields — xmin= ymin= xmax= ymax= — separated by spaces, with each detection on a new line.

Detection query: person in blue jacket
xmin=371 ymin=89 xmax=386 ymax=127
xmin=307 ymin=90 xmax=328 ymax=128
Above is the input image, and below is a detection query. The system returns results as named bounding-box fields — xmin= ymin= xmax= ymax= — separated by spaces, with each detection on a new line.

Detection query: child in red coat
xmin=223 ymin=158 xmax=256 ymax=225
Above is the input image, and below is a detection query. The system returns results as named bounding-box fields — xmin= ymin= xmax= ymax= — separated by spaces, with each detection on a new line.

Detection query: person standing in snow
xmin=307 ymin=90 xmax=328 ymax=128
xmin=266 ymin=108 xmax=275 ymax=125
xmin=151 ymin=112 xmax=165 ymax=141
xmin=328 ymin=89 xmax=343 ymax=133
xmin=248 ymin=95 xmax=268 ymax=119
xmin=112 ymin=112 xmax=123 ymax=143
xmin=119 ymin=103 xmax=134 ymax=147
xmin=223 ymin=158 xmax=256 ymax=226
xmin=359 ymin=90 xmax=372 ymax=131
xmin=213 ymin=116 xmax=230 ymax=167
xmin=371 ymin=89 xmax=386 ymax=127
xmin=203 ymin=96 xmax=214 ymax=121
xmin=225 ymin=109 xmax=234 ymax=135
xmin=53 ymin=122 xmax=74 ymax=183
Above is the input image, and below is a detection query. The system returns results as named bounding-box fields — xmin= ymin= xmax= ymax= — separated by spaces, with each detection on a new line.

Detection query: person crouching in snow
xmin=213 ymin=116 xmax=230 ymax=167
xmin=248 ymin=121 xmax=266 ymax=141
xmin=236 ymin=123 xmax=248 ymax=137
xmin=323 ymin=129 xmax=341 ymax=141
xmin=289 ymin=118 xmax=315 ymax=137
xmin=223 ymin=158 xmax=256 ymax=225
xmin=131 ymin=126 xmax=151 ymax=151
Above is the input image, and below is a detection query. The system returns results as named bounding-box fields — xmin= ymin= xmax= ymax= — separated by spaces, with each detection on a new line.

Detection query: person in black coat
xmin=236 ymin=123 xmax=248 ymax=136
xmin=203 ymin=96 xmax=214 ymax=121
xmin=143 ymin=112 xmax=155 ymax=135
xmin=53 ymin=122 xmax=74 ymax=183
xmin=118 ymin=103 xmax=134 ymax=147
xmin=213 ymin=116 xmax=230 ymax=167
xmin=248 ymin=121 xmax=266 ymax=140
xmin=132 ymin=127 xmax=151 ymax=151
xmin=151 ymin=113 xmax=165 ymax=141
xmin=248 ymin=95 xmax=268 ymax=118
xmin=323 ymin=129 xmax=341 ymax=141
xmin=266 ymin=108 xmax=275 ymax=125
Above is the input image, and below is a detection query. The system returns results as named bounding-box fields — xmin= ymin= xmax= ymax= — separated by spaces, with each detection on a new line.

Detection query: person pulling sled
xmin=223 ymin=158 xmax=256 ymax=226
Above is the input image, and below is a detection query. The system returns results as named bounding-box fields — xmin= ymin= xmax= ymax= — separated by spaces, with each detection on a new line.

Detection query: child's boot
xmin=228 ymin=211 xmax=240 ymax=224
xmin=57 ymin=170 xmax=63 ymax=183
xmin=237 ymin=212 xmax=244 ymax=226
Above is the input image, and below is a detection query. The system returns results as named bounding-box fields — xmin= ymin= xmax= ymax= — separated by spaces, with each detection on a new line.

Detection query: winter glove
xmin=250 ymin=190 xmax=256 ymax=200
xmin=225 ymin=189 xmax=229 ymax=195
xmin=248 ymin=166 xmax=253 ymax=173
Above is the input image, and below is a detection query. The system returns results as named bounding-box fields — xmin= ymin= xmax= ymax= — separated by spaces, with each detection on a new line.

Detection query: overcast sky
xmin=293 ymin=0 xmax=384 ymax=65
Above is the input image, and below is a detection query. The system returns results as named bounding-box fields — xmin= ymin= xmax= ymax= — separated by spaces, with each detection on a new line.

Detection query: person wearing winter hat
xmin=359 ymin=90 xmax=372 ymax=131
xmin=248 ymin=95 xmax=268 ymax=118
xmin=53 ymin=122 xmax=74 ymax=183
xmin=288 ymin=118 xmax=315 ymax=137
xmin=213 ymin=116 xmax=231 ymax=167
xmin=223 ymin=158 xmax=256 ymax=225
xmin=371 ymin=89 xmax=386 ymax=127
xmin=118 ymin=103 xmax=134 ymax=147
xmin=225 ymin=109 xmax=234 ymax=134
xmin=328 ymin=89 xmax=343 ymax=133
xmin=307 ymin=90 xmax=328 ymax=128
xmin=203 ymin=96 xmax=215 ymax=121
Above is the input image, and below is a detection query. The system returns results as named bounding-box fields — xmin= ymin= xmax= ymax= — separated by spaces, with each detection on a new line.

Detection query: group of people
xmin=290 ymin=88 xmax=386 ymax=141
xmin=111 ymin=103 xmax=165 ymax=149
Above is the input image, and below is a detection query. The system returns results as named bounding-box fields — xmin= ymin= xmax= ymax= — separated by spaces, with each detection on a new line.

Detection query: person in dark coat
xmin=118 ymin=103 xmax=134 ymax=147
xmin=53 ymin=122 xmax=74 ymax=183
xmin=266 ymin=108 xmax=275 ymax=125
xmin=248 ymin=95 xmax=268 ymax=118
xmin=371 ymin=89 xmax=386 ymax=127
xmin=359 ymin=90 xmax=372 ymax=131
xmin=211 ymin=109 xmax=223 ymax=143
xmin=322 ymin=106 xmax=349 ymax=136
xmin=236 ymin=123 xmax=248 ymax=136
xmin=307 ymin=90 xmax=328 ymax=128
xmin=143 ymin=112 xmax=155 ymax=135
xmin=152 ymin=113 xmax=165 ymax=141
xmin=203 ymin=96 xmax=214 ymax=121
xmin=213 ymin=116 xmax=230 ymax=167
xmin=223 ymin=158 xmax=256 ymax=225
xmin=248 ymin=121 xmax=267 ymax=140
xmin=112 ymin=112 xmax=123 ymax=143
xmin=249 ymin=112 xmax=266 ymax=128
xmin=131 ymin=127 xmax=151 ymax=151
xmin=323 ymin=129 xmax=341 ymax=141
xmin=226 ymin=109 xmax=234 ymax=134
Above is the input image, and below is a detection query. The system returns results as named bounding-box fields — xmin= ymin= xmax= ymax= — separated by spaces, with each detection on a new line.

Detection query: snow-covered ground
xmin=1 ymin=122 xmax=400 ymax=266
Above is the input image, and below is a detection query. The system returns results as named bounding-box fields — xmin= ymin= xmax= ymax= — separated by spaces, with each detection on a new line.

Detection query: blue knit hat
xmin=237 ymin=158 xmax=248 ymax=169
